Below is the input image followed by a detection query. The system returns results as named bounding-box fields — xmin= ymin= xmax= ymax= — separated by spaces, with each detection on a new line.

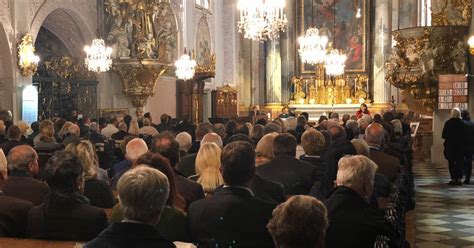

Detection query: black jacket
xmin=250 ymin=174 xmax=285 ymax=204
xmin=26 ymin=193 xmax=108 ymax=241
xmin=176 ymin=153 xmax=197 ymax=178
xmin=464 ymin=120 xmax=474 ymax=153
xmin=111 ymin=131 xmax=129 ymax=141
xmin=0 ymin=140 xmax=28 ymax=156
xmin=442 ymin=117 xmax=467 ymax=158
xmin=84 ymin=179 xmax=116 ymax=208
xmin=84 ymin=222 xmax=175 ymax=248
xmin=188 ymin=186 xmax=275 ymax=248
xmin=324 ymin=186 xmax=395 ymax=248
xmin=188 ymin=141 xmax=201 ymax=155
xmin=257 ymin=154 xmax=316 ymax=195
xmin=0 ymin=193 xmax=34 ymax=237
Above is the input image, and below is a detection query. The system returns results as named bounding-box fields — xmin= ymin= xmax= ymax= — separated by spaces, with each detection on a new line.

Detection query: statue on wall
xmin=451 ymin=40 xmax=467 ymax=73
xmin=419 ymin=41 xmax=435 ymax=78
xmin=431 ymin=0 xmax=472 ymax=26
xmin=105 ymin=0 xmax=178 ymax=61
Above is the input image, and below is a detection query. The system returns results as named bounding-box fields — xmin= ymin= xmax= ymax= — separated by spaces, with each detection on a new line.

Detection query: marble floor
xmin=414 ymin=161 xmax=474 ymax=248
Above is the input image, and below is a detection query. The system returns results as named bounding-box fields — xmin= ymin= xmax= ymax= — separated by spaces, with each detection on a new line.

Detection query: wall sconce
xmin=18 ymin=33 xmax=40 ymax=77
xmin=469 ymin=36 xmax=474 ymax=55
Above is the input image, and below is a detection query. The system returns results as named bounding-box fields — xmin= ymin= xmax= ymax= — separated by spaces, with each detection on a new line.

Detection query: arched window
xmin=22 ymin=85 xmax=38 ymax=124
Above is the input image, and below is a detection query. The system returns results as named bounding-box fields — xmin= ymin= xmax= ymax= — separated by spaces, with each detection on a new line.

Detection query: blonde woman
xmin=65 ymin=140 xmax=115 ymax=208
xmin=255 ymin=133 xmax=278 ymax=166
xmin=189 ymin=143 xmax=224 ymax=195
xmin=35 ymin=120 xmax=62 ymax=150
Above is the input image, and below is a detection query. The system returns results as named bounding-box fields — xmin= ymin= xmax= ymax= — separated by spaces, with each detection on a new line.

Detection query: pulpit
xmin=176 ymin=71 xmax=214 ymax=124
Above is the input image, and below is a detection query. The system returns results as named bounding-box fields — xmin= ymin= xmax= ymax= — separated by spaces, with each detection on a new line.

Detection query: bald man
xmin=365 ymin=123 xmax=401 ymax=181
xmin=177 ymin=132 xmax=223 ymax=177
xmin=2 ymin=145 xmax=49 ymax=206
xmin=111 ymin=138 xmax=149 ymax=189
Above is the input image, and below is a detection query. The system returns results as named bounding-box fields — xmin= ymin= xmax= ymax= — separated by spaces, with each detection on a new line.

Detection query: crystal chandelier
xmin=175 ymin=51 xmax=197 ymax=81
xmin=84 ymin=38 xmax=112 ymax=72
xmin=237 ymin=0 xmax=288 ymax=41
xmin=298 ymin=28 xmax=328 ymax=65
xmin=325 ymin=47 xmax=347 ymax=77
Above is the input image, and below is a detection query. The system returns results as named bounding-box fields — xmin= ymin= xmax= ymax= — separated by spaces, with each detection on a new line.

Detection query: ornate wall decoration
xmin=385 ymin=26 xmax=469 ymax=114
xmin=431 ymin=0 xmax=471 ymax=26
xmin=195 ymin=17 xmax=212 ymax=66
xmin=105 ymin=0 xmax=178 ymax=62
xmin=297 ymin=0 xmax=368 ymax=74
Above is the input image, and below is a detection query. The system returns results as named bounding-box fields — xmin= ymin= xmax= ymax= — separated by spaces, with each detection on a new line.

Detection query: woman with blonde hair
xmin=255 ymin=132 xmax=278 ymax=166
xmin=65 ymin=140 xmax=115 ymax=208
xmin=35 ymin=120 xmax=62 ymax=150
xmin=190 ymin=142 xmax=224 ymax=195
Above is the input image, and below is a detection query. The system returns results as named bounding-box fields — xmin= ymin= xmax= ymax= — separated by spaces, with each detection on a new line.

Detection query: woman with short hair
xmin=255 ymin=133 xmax=278 ymax=166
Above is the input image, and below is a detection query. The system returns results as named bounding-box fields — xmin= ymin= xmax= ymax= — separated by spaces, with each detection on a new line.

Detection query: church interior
xmin=0 ymin=0 xmax=473 ymax=247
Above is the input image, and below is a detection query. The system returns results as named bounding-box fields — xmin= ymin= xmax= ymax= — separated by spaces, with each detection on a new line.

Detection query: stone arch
xmin=0 ymin=23 xmax=15 ymax=110
xmin=30 ymin=3 xmax=95 ymax=57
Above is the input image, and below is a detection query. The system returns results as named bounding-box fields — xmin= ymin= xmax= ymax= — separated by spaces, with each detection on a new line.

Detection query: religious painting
xmin=153 ymin=3 xmax=179 ymax=63
xmin=196 ymin=17 xmax=212 ymax=66
xmin=99 ymin=108 xmax=129 ymax=119
xmin=298 ymin=0 xmax=368 ymax=74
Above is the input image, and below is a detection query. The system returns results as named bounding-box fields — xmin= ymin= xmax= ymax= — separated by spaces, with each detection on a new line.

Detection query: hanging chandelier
xmin=237 ymin=0 xmax=288 ymax=41
xmin=84 ymin=38 xmax=112 ymax=72
xmin=325 ymin=47 xmax=347 ymax=77
xmin=298 ymin=28 xmax=328 ymax=65
xmin=175 ymin=50 xmax=197 ymax=81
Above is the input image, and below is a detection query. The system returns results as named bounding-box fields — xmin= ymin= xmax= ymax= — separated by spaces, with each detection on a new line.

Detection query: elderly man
xmin=0 ymin=148 xmax=34 ymax=237
xmin=267 ymin=195 xmax=328 ymax=248
xmin=177 ymin=132 xmax=222 ymax=177
xmin=111 ymin=138 xmax=149 ymax=189
xmin=84 ymin=166 xmax=174 ymax=247
xmin=325 ymin=155 xmax=395 ymax=248
xmin=188 ymin=141 xmax=276 ymax=247
xmin=365 ymin=123 xmax=401 ymax=181
xmin=2 ymin=145 xmax=49 ymax=205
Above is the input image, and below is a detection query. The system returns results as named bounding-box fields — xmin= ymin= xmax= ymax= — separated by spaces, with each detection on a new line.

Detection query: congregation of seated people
xmin=0 ymin=109 xmax=415 ymax=247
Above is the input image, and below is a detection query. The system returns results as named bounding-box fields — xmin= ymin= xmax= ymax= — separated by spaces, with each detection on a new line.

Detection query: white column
xmin=372 ymin=0 xmax=392 ymax=104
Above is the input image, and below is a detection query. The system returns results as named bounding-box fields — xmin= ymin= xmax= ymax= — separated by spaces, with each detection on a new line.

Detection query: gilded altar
xmin=290 ymin=66 xmax=369 ymax=106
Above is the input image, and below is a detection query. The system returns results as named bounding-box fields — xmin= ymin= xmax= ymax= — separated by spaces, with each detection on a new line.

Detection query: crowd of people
xmin=0 ymin=108 xmax=417 ymax=247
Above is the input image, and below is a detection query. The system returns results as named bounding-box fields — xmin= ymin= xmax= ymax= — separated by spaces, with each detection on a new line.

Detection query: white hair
xmin=118 ymin=166 xmax=169 ymax=222
xmin=125 ymin=138 xmax=148 ymax=161
xmin=451 ymin=107 xmax=461 ymax=119
xmin=176 ymin=132 xmax=192 ymax=152
xmin=391 ymin=119 xmax=403 ymax=135
xmin=201 ymin=132 xmax=223 ymax=149
xmin=351 ymin=139 xmax=370 ymax=156
xmin=336 ymin=155 xmax=378 ymax=188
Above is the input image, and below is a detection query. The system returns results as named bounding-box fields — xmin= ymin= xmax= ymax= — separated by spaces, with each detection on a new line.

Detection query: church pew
xmin=0 ymin=238 xmax=82 ymax=248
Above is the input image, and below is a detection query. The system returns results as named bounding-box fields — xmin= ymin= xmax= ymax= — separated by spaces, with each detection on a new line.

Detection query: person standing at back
xmin=442 ymin=108 xmax=467 ymax=185
xmin=461 ymin=109 xmax=474 ymax=184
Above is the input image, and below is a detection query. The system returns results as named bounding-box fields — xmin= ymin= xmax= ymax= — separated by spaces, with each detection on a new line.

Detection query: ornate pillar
xmin=265 ymin=40 xmax=283 ymax=117
xmin=280 ymin=0 xmax=295 ymax=105
xmin=372 ymin=0 xmax=392 ymax=107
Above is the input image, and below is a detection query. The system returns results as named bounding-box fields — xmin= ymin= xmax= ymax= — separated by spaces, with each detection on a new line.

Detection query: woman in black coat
xmin=442 ymin=108 xmax=467 ymax=185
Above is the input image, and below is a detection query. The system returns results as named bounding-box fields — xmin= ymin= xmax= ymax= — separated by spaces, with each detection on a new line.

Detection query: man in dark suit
xmin=257 ymin=133 xmax=316 ymax=195
xmin=462 ymin=110 xmax=474 ymax=184
xmin=188 ymin=141 xmax=276 ymax=247
xmin=2 ymin=145 xmax=49 ymax=206
xmin=365 ymin=123 xmax=401 ymax=182
xmin=175 ymin=114 xmax=196 ymax=141
xmin=325 ymin=155 xmax=396 ymax=248
xmin=177 ymin=132 xmax=222 ymax=177
xmin=0 ymin=161 xmax=34 ymax=238
xmin=85 ymin=166 xmax=174 ymax=248
xmin=188 ymin=122 xmax=213 ymax=154
xmin=156 ymin=114 xmax=174 ymax=133
xmin=1 ymin=125 xmax=28 ymax=156
xmin=153 ymin=133 xmax=205 ymax=208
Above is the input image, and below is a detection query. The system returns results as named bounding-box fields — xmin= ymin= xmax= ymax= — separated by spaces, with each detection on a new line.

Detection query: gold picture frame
xmin=99 ymin=108 xmax=130 ymax=119
xmin=297 ymin=0 xmax=368 ymax=74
